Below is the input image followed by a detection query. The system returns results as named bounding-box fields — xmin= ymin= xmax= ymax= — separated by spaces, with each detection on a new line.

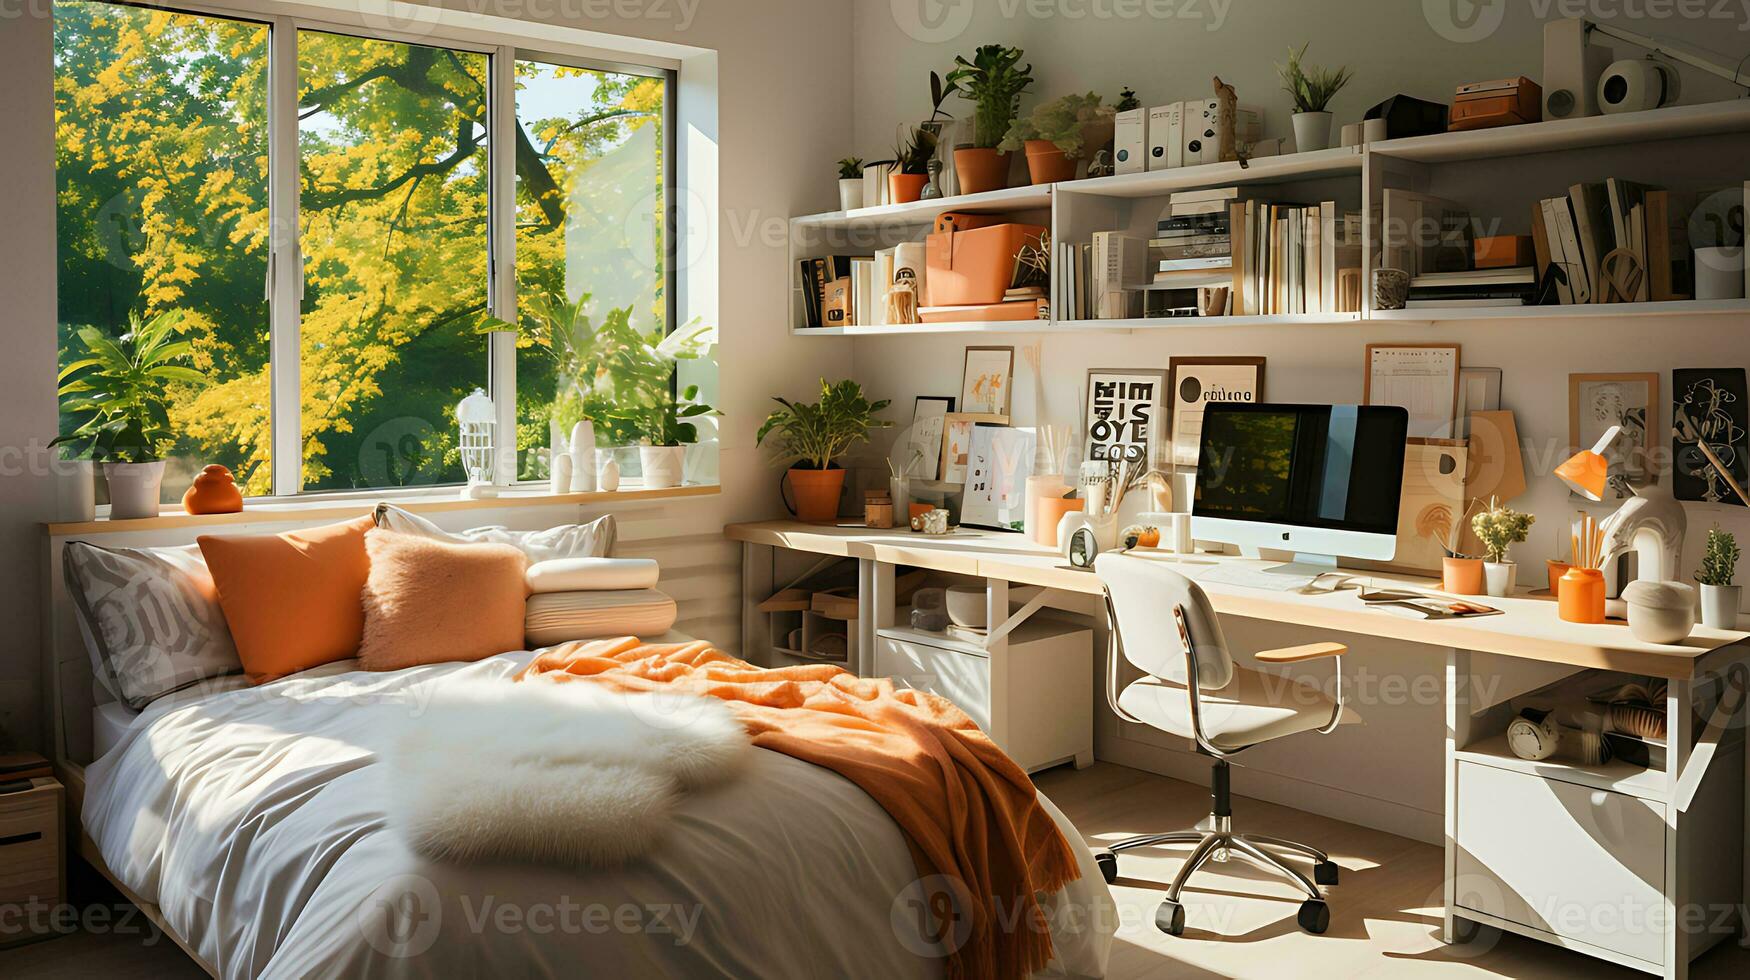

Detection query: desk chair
xmin=1093 ymin=553 xmax=1360 ymax=936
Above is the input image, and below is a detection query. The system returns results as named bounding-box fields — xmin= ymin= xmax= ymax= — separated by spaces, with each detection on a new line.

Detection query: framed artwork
xmin=1673 ymin=367 xmax=1748 ymax=506
xmin=960 ymin=347 xmax=1015 ymax=416
xmin=939 ymin=412 xmax=1006 ymax=485
xmin=905 ymin=396 xmax=955 ymax=480
xmin=960 ymin=424 xmax=1036 ymax=531
xmin=1365 ymin=344 xmax=1461 ymax=441
xmin=1167 ymin=357 xmax=1266 ymax=469
xmin=1083 ymin=369 xmax=1167 ymax=468
xmin=1569 ymin=373 xmax=1658 ymax=501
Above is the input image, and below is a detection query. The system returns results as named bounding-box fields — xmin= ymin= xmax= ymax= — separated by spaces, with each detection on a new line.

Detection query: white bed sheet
xmin=92 ymin=701 xmax=139 ymax=761
xmin=84 ymin=652 xmax=1115 ymax=979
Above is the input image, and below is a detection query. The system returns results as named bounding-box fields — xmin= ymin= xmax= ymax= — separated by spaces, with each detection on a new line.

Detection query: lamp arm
xmin=1585 ymin=20 xmax=1750 ymax=88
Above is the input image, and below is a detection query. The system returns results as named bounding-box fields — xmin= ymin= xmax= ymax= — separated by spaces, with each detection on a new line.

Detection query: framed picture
xmin=1167 ymin=357 xmax=1266 ymax=469
xmin=1083 ymin=369 xmax=1167 ymax=468
xmin=960 ymin=424 xmax=1037 ymax=531
xmin=1570 ymin=373 xmax=1658 ymax=501
xmin=939 ymin=412 xmax=1006 ymax=485
xmin=1673 ymin=367 xmax=1748 ymax=506
xmin=1365 ymin=344 xmax=1461 ymax=441
xmin=960 ymin=346 xmax=1014 ymax=416
xmin=905 ymin=396 xmax=955 ymax=480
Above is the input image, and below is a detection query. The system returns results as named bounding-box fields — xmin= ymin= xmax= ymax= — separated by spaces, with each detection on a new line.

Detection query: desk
xmin=727 ymin=520 xmax=1750 ymax=979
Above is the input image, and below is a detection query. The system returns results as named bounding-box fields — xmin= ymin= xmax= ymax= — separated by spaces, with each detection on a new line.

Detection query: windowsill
xmin=44 ymin=483 xmax=720 ymax=537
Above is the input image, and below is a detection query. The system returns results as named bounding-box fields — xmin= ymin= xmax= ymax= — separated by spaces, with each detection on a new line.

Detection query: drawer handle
xmin=0 ymin=831 xmax=43 ymax=847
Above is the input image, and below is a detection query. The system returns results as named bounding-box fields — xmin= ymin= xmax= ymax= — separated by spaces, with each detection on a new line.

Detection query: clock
xmin=1507 ymin=710 xmax=1562 ymax=762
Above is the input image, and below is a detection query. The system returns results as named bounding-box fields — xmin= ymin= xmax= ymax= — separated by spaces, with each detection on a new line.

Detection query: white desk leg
xmin=1664 ymin=677 xmax=1697 ymax=980
xmin=863 ymin=559 xmax=894 ymax=678
xmin=1443 ymin=647 xmax=1479 ymax=945
xmin=986 ymin=577 xmax=1011 ymax=752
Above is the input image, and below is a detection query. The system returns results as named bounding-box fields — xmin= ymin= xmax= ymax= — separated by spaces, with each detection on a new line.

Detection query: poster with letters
xmin=1084 ymin=370 xmax=1167 ymax=469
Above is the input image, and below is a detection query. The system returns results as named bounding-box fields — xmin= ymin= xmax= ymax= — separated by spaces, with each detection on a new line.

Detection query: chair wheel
xmin=1314 ymin=860 xmax=1340 ymax=886
xmin=1156 ymin=899 xmax=1186 ymax=936
xmin=1298 ymin=899 xmax=1330 ymax=935
xmin=1094 ymin=849 xmax=1117 ymax=884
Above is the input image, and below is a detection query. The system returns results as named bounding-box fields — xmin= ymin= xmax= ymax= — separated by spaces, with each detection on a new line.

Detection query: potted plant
xmin=54 ymin=310 xmax=206 ymax=520
xmin=944 ymin=44 xmax=1033 ymax=195
xmin=1278 ymin=42 xmax=1352 ymax=153
xmin=612 ymin=384 xmax=716 ymax=491
xmin=837 ymin=157 xmax=864 ymax=212
xmin=1439 ymin=499 xmax=1486 ymax=595
xmin=1000 ymin=92 xmax=1116 ymax=185
xmin=1471 ymin=496 xmax=1536 ymax=598
xmin=889 ymin=125 xmax=937 ymax=204
xmin=1697 ymin=526 xmax=1742 ymax=629
xmin=757 ymin=379 xmax=891 ymax=523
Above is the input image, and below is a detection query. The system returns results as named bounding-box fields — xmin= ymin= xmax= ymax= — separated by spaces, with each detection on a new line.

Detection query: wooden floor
xmin=4 ymin=762 xmax=1745 ymax=978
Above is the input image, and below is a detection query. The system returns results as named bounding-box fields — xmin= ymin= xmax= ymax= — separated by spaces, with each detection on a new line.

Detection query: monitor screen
xmin=1193 ymin=404 xmax=1409 ymax=536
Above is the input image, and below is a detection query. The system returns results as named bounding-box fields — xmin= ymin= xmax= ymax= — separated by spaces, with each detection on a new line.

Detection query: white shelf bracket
xmin=1673 ymin=668 xmax=1746 ymax=812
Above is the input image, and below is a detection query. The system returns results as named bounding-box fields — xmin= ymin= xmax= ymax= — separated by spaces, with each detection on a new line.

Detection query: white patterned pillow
xmin=64 ymin=542 xmax=243 ymax=709
xmin=524 ymin=590 xmax=678 ymax=648
xmin=373 ymin=504 xmax=616 ymax=562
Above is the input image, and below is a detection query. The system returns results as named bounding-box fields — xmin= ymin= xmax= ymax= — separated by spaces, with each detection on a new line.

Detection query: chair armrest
xmin=1253 ymin=642 xmax=1347 ymax=664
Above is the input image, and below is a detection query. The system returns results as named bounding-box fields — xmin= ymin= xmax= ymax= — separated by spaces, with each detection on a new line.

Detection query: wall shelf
xmin=1371 ymin=298 xmax=1750 ymax=323
xmin=1367 ymin=99 xmax=1750 ymax=166
xmin=792 ymin=184 xmax=1052 ymax=232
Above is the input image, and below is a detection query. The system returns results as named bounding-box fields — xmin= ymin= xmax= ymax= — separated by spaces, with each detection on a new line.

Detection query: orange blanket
xmin=518 ymin=637 xmax=1081 ymax=979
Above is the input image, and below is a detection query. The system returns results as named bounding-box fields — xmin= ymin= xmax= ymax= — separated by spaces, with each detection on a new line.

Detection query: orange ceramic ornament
xmin=183 ymin=464 xmax=243 ymax=515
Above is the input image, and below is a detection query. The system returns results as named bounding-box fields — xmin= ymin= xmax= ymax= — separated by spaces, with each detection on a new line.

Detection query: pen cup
xmin=1546 ymin=559 xmax=1573 ymax=596
xmin=1558 ymin=567 xmax=1606 ymax=624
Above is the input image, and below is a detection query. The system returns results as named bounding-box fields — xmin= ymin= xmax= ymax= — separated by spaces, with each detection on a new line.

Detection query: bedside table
xmin=0 ymin=775 xmax=66 ymax=946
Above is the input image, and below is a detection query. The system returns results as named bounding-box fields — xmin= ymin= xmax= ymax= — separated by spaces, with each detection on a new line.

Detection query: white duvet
xmin=84 ymin=652 xmax=1116 ymax=979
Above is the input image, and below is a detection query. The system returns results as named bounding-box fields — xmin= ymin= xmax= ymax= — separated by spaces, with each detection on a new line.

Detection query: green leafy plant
xmin=892 ymin=124 xmax=939 ymax=175
xmin=1471 ymin=496 xmax=1536 ymax=564
xmin=54 ymin=310 xmax=207 ymax=463
xmin=756 ymin=379 xmax=891 ymax=471
xmin=999 ymin=92 xmax=1116 ymax=159
xmin=837 ymin=157 xmax=863 ymax=180
xmin=1699 ymin=526 xmax=1741 ymax=587
xmin=1277 ymin=43 xmax=1353 ymax=114
xmin=944 ymin=44 xmax=1034 ymax=148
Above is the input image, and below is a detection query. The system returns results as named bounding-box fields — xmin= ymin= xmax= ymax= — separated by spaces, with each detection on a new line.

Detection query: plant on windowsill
xmin=609 ymin=384 xmax=717 ymax=491
xmin=999 ymin=92 xmax=1116 ymax=185
xmin=1471 ymin=496 xmax=1536 ymax=598
xmin=943 ymin=44 xmax=1033 ymax=194
xmin=1697 ymin=526 xmax=1742 ymax=629
xmin=53 ymin=310 xmax=208 ymax=520
xmin=756 ymin=379 xmax=891 ymax=523
xmin=1277 ymin=42 xmax=1352 ymax=153
xmin=837 ymin=157 xmax=865 ymax=211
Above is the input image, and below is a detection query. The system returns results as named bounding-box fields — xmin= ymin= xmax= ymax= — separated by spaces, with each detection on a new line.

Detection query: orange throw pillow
xmin=358 ymin=530 xmax=528 ymax=672
xmin=199 ymin=516 xmax=376 ymax=684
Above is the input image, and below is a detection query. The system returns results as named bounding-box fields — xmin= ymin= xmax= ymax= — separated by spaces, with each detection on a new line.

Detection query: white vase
xmin=103 ymin=460 xmax=166 ymax=520
xmin=838 ymin=178 xmax=865 ymax=212
xmin=55 ymin=458 xmax=97 ymax=522
xmin=1484 ymin=561 xmax=1518 ymax=598
xmin=640 ymin=445 xmax=685 ymax=489
xmin=1291 ymin=111 xmax=1333 ymax=153
xmin=598 ymin=453 xmax=621 ymax=492
xmin=568 ymin=421 xmax=597 ymax=492
xmin=549 ymin=452 xmax=572 ymax=495
xmin=1694 ymin=247 xmax=1745 ymax=300
xmin=1700 ymin=584 xmax=1743 ymax=630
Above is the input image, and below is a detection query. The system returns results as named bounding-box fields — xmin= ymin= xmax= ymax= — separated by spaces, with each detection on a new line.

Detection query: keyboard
xmin=1196 ymin=563 xmax=1356 ymax=594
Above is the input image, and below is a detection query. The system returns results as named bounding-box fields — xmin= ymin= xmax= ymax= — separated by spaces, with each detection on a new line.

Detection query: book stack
xmin=1407 ymin=267 xmax=1537 ymax=308
xmin=1153 ymin=188 xmax=1237 ymax=291
xmin=1227 ymin=198 xmax=1363 ymax=315
xmin=1531 ymin=178 xmax=1688 ymax=304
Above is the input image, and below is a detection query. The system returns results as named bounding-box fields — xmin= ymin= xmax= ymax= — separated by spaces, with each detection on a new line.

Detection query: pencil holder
xmin=1558 ymin=567 xmax=1606 ymax=624
xmin=1546 ymin=559 xmax=1573 ymax=595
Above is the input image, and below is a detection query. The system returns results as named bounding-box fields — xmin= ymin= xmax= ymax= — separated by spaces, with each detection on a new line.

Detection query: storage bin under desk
xmin=875 ymin=619 xmax=1093 ymax=773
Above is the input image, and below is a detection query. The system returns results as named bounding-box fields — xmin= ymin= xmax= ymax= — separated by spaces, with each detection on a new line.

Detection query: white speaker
xmin=1598 ymin=58 xmax=1682 ymax=113
xmin=1146 ymin=103 xmax=1183 ymax=171
xmin=1543 ymin=17 xmax=1613 ymax=119
xmin=1114 ymin=108 xmax=1146 ymax=175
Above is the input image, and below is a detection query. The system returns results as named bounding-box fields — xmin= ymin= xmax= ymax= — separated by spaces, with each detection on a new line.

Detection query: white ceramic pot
xmin=944 ymin=586 xmax=988 ymax=630
xmin=838 ymin=178 xmax=865 ymax=212
xmin=1701 ymin=584 xmax=1743 ymax=630
xmin=1694 ymin=247 xmax=1746 ymax=300
xmin=1623 ymin=581 xmax=1697 ymax=644
xmin=103 ymin=460 xmax=166 ymax=520
xmin=1291 ymin=111 xmax=1333 ymax=153
xmin=640 ymin=445 xmax=685 ymax=489
xmin=1484 ymin=561 xmax=1518 ymax=598
xmin=568 ymin=421 xmax=597 ymax=492
xmin=549 ymin=452 xmax=573 ymax=495
xmin=598 ymin=452 xmax=621 ymax=492
xmin=55 ymin=457 xmax=97 ymax=523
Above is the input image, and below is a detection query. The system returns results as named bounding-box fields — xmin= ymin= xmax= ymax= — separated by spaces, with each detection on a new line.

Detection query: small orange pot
xmin=783 ymin=467 xmax=846 ymax=524
xmin=1546 ymin=559 xmax=1573 ymax=595
xmin=953 ymin=147 xmax=1011 ymax=194
xmin=1023 ymin=140 xmax=1077 ymax=184
xmin=1033 ymin=496 xmax=1085 ymax=549
xmin=888 ymin=173 xmax=928 ymax=204
xmin=1442 ymin=557 xmax=1485 ymax=596
xmin=1559 ymin=567 xmax=1607 ymax=624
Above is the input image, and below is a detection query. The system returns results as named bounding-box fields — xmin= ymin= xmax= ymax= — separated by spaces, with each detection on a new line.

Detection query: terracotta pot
xmin=1559 ymin=567 xmax=1607 ymax=624
xmin=888 ymin=173 xmax=928 ymax=204
xmin=1022 ymin=140 xmax=1077 ymax=184
xmin=784 ymin=467 xmax=846 ymax=523
xmin=182 ymin=464 xmax=243 ymax=515
xmin=1442 ymin=557 xmax=1485 ymax=596
xmin=952 ymin=147 xmax=1011 ymax=195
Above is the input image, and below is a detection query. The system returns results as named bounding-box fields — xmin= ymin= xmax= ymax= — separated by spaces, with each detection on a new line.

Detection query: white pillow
xmin=374 ymin=504 xmax=616 ymax=562
xmin=525 ymin=590 xmax=679 ymax=648
xmin=63 ymin=541 xmax=244 ymax=709
xmin=526 ymin=558 xmax=660 ymax=594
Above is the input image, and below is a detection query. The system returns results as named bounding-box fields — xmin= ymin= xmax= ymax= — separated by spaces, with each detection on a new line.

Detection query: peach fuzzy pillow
xmin=359 ymin=530 xmax=529 ymax=672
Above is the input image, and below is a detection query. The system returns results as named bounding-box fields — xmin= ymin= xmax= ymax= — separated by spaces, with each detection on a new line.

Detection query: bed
xmin=77 ymin=649 xmax=1117 ymax=979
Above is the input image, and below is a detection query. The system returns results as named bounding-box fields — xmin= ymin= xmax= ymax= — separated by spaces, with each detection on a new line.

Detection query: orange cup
xmin=1443 ymin=557 xmax=1485 ymax=596
xmin=908 ymin=502 xmax=935 ymax=530
xmin=1033 ymin=497 xmax=1086 ymax=548
xmin=1546 ymin=560 xmax=1573 ymax=595
xmin=1558 ymin=567 xmax=1606 ymax=624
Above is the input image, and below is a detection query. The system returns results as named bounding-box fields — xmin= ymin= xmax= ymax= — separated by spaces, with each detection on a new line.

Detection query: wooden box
xmin=0 ymin=778 xmax=65 ymax=946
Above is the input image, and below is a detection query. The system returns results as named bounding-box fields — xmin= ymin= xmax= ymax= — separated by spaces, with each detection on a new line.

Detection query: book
xmin=1646 ymin=191 xmax=1674 ymax=301
xmin=1606 ymin=178 xmax=1656 ymax=251
xmin=1319 ymin=201 xmax=1338 ymax=316
xmin=871 ymin=248 xmax=894 ymax=326
xmin=919 ymin=299 xmax=1048 ymax=323
xmin=1547 ymin=196 xmax=1589 ymax=303
xmin=1170 ymin=201 xmax=1233 ymax=216
xmin=1230 ymin=202 xmax=1250 ymax=316
xmin=1149 ymin=234 xmax=1231 ymax=248
xmin=1093 ymin=231 xmax=1147 ymax=319
xmin=1412 ymin=267 xmax=1536 ymax=286
xmin=1530 ymin=201 xmax=1553 ymax=289
xmin=850 ymin=257 xmax=873 ymax=326
xmin=1157 ymin=256 xmax=1232 ymax=271
xmin=1568 ymin=182 xmax=1613 ymax=299
xmin=1169 ymin=186 xmax=1242 ymax=206
xmin=1157 ymin=214 xmax=1230 ymax=234
xmin=1405 ymin=297 xmax=1526 ymax=308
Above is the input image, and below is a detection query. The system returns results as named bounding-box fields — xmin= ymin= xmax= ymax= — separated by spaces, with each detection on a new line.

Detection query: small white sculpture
xmin=598 ymin=453 xmax=621 ymax=493
xmin=569 ymin=420 xmax=598 ymax=492
xmin=549 ymin=452 xmax=573 ymax=495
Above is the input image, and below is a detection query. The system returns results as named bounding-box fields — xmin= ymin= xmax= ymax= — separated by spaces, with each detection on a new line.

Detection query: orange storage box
xmin=925 ymin=222 xmax=1048 ymax=307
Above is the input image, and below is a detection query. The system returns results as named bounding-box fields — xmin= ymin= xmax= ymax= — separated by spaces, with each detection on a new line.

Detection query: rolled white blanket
xmin=525 ymin=589 xmax=678 ymax=647
xmin=526 ymin=557 xmax=661 ymax=594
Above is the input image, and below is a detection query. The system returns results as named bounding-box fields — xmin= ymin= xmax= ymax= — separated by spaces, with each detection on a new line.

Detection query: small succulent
xmin=1699 ymin=526 xmax=1741 ymax=587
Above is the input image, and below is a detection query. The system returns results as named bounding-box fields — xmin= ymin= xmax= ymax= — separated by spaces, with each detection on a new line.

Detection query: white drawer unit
xmin=875 ymin=618 xmax=1093 ymax=773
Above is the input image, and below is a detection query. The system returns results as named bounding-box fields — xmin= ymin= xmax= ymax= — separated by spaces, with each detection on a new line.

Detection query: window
xmin=54 ymin=0 xmax=681 ymax=500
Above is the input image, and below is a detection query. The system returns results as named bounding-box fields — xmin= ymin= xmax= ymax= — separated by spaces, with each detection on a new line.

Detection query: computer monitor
xmin=1192 ymin=403 xmax=1409 ymax=570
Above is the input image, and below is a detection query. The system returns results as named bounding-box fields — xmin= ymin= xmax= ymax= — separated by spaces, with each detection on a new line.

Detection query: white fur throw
xmin=387 ymin=678 xmax=749 ymax=868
